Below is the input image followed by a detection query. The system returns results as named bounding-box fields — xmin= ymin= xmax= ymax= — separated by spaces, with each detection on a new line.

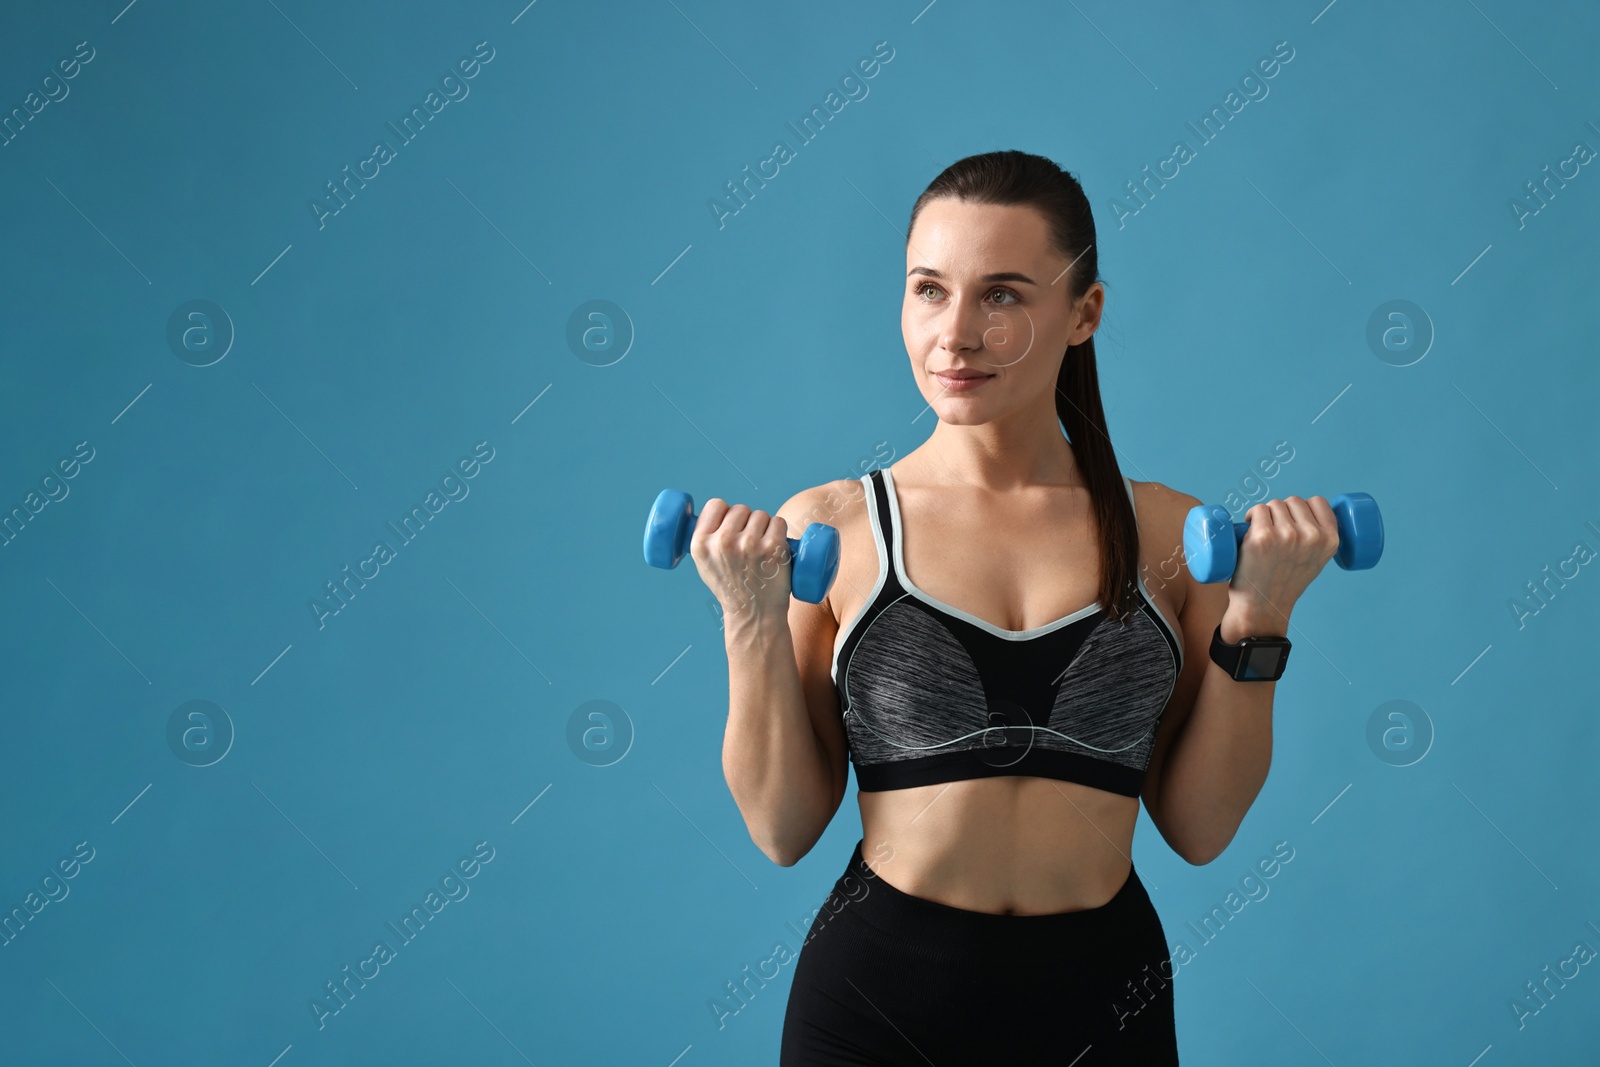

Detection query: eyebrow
xmin=906 ymin=267 xmax=1039 ymax=285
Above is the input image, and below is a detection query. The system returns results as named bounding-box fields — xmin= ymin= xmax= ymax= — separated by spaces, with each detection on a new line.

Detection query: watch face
xmin=1239 ymin=643 xmax=1287 ymax=680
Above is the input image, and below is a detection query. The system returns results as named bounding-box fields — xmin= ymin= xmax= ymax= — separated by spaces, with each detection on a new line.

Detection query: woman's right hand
xmin=688 ymin=498 xmax=794 ymax=628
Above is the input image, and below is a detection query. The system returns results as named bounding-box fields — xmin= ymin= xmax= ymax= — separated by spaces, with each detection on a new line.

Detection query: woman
xmin=689 ymin=150 xmax=1342 ymax=1064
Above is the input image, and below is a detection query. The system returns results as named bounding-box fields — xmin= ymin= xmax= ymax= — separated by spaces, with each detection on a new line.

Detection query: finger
xmin=1250 ymin=499 xmax=1294 ymax=547
xmin=707 ymin=504 xmax=750 ymax=557
xmin=1282 ymin=496 xmax=1329 ymax=552
xmin=1282 ymin=495 xmax=1318 ymax=530
xmin=697 ymin=497 xmax=730 ymax=537
xmin=690 ymin=500 xmax=729 ymax=562
xmin=718 ymin=508 xmax=754 ymax=559
xmin=1307 ymin=495 xmax=1338 ymax=532
xmin=716 ymin=503 xmax=752 ymax=541
xmin=744 ymin=508 xmax=772 ymax=541
xmin=766 ymin=514 xmax=789 ymax=546
xmin=1245 ymin=499 xmax=1275 ymax=528
xmin=1302 ymin=495 xmax=1341 ymax=557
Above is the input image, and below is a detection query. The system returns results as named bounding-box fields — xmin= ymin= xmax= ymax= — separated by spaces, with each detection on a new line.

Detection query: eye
xmin=913 ymin=283 xmax=1021 ymax=305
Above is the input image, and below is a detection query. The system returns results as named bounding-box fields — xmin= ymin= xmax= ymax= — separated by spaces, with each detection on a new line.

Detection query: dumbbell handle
xmin=678 ymin=511 xmax=805 ymax=564
xmin=642 ymin=488 xmax=841 ymax=604
xmin=1184 ymin=492 xmax=1383 ymax=584
xmin=1228 ymin=494 xmax=1381 ymax=568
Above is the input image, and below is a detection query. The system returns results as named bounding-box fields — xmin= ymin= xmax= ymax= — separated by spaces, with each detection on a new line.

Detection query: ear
xmin=1069 ymin=283 xmax=1105 ymax=344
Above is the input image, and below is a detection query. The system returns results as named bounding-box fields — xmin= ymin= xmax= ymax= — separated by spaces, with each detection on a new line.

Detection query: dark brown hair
xmin=906 ymin=149 xmax=1140 ymax=621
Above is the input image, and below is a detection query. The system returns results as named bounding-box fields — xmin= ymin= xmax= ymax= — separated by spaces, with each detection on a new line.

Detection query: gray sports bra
xmin=831 ymin=466 xmax=1184 ymax=797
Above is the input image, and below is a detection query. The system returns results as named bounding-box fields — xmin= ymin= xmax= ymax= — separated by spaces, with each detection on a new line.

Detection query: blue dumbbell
xmin=642 ymin=488 xmax=841 ymax=604
xmin=1183 ymin=493 xmax=1384 ymax=584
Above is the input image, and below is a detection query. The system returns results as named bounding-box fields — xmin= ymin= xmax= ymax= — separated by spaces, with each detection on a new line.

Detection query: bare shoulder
xmin=773 ymin=475 xmax=880 ymax=630
xmin=773 ymin=476 xmax=875 ymax=537
xmin=1129 ymin=477 xmax=1202 ymax=548
xmin=1126 ymin=477 xmax=1234 ymax=634
xmin=1127 ymin=478 xmax=1204 ymax=611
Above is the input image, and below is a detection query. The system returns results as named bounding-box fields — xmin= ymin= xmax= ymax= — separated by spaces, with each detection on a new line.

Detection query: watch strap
xmin=1209 ymin=624 xmax=1292 ymax=682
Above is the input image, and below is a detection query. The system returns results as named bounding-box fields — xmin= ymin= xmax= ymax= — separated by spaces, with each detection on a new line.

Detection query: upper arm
xmin=773 ymin=484 xmax=852 ymax=818
xmin=1138 ymin=483 xmax=1230 ymax=850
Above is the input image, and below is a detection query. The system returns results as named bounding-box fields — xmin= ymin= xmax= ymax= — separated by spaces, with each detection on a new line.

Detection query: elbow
xmin=1155 ymin=807 xmax=1230 ymax=866
xmin=727 ymin=765 xmax=842 ymax=869
xmin=765 ymin=845 xmax=802 ymax=868
xmin=1177 ymin=828 xmax=1236 ymax=866
xmin=739 ymin=806 xmax=820 ymax=867
xmin=756 ymin=816 xmax=833 ymax=868
xmin=759 ymin=834 xmax=815 ymax=868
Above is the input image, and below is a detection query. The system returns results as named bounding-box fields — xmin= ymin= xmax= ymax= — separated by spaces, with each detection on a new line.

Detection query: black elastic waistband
xmin=824 ymin=837 xmax=1152 ymax=952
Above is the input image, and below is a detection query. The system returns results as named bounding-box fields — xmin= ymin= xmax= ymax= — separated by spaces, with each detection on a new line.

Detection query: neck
xmin=911 ymin=398 xmax=1081 ymax=490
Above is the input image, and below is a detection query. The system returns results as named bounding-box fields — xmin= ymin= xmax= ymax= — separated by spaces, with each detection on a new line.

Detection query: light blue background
xmin=2 ymin=0 xmax=1597 ymax=1063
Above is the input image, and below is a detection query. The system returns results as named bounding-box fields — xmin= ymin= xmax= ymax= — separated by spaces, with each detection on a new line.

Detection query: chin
xmin=930 ymin=404 xmax=992 ymax=425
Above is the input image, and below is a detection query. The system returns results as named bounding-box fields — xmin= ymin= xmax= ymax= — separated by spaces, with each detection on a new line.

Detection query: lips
xmin=934 ymin=370 xmax=994 ymax=391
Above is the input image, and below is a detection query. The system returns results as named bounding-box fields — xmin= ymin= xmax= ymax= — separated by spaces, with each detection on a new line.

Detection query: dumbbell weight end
xmin=1182 ymin=492 xmax=1384 ymax=584
xmin=642 ymin=488 xmax=841 ymax=604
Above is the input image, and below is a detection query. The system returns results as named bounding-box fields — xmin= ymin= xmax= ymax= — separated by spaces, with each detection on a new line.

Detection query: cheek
xmin=983 ymin=309 xmax=1039 ymax=368
xmin=903 ymin=310 xmax=937 ymax=361
xmin=902 ymin=300 xmax=924 ymax=337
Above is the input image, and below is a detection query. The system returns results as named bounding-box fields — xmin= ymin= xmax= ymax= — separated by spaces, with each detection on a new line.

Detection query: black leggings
xmin=779 ymin=838 xmax=1179 ymax=1065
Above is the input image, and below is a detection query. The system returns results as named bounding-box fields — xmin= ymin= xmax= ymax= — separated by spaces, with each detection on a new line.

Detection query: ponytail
xmin=1055 ymin=334 xmax=1139 ymax=621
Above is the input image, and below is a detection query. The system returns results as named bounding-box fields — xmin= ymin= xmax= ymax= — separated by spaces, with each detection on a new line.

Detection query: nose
xmin=935 ymin=290 xmax=989 ymax=355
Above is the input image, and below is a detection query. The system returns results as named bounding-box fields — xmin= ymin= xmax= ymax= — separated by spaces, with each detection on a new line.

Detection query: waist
xmin=856 ymin=776 xmax=1141 ymax=915
xmin=827 ymin=836 xmax=1155 ymax=952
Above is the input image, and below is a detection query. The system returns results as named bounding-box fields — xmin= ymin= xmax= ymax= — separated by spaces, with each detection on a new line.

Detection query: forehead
xmin=905 ymin=199 xmax=1055 ymax=271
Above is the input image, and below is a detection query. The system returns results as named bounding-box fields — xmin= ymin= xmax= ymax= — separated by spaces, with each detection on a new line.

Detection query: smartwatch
xmin=1209 ymin=624 xmax=1292 ymax=682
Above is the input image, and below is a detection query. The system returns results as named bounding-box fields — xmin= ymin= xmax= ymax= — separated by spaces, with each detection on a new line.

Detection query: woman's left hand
xmin=1221 ymin=495 xmax=1342 ymax=639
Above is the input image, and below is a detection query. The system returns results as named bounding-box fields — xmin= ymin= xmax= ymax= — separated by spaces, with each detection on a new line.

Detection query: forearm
xmin=720 ymin=613 xmax=834 ymax=866
xmin=1157 ymin=598 xmax=1287 ymax=864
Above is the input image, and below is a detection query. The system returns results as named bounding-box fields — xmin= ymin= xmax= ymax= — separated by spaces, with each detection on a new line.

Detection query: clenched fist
xmin=689 ymin=499 xmax=795 ymax=627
